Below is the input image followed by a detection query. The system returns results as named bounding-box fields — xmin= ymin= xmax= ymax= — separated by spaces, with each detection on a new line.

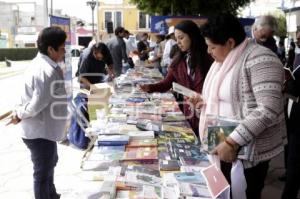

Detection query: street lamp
xmin=86 ymin=0 xmax=97 ymax=37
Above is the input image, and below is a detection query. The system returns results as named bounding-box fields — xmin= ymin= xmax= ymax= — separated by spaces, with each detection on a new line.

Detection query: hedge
xmin=0 ymin=48 xmax=38 ymax=61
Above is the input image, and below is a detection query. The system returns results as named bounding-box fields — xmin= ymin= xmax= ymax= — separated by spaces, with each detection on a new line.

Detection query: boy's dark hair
xmin=37 ymin=26 xmax=67 ymax=55
xmin=92 ymin=42 xmax=113 ymax=64
xmin=115 ymin=26 xmax=125 ymax=36
xmin=201 ymin=14 xmax=246 ymax=47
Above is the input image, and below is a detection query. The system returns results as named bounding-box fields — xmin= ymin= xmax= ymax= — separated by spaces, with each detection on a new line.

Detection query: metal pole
xmin=51 ymin=0 xmax=53 ymax=16
xmin=92 ymin=6 xmax=95 ymax=37
xmin=87 ymin=0 xmax=97 ymax=38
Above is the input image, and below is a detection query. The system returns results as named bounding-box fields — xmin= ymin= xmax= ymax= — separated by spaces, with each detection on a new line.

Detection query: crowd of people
xmin=6 ymin=12 xmax=300 ymax=199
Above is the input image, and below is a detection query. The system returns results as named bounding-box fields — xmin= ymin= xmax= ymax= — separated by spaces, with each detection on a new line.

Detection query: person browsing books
xmin=138 ymin=20 xmax=212 ymax=134
xmin=197 ymin=14 xmax=286 ymax=199
xmin=282 ymin=64 xmax=300 ymax=199
xmin=78 ymin=42 xmax=115 ymax=90
xmin=7 ymin=26 xmax=68 ymax=199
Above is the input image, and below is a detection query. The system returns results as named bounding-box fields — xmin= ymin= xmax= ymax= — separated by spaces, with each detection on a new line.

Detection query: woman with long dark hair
xmin=139 ymin=20 xmax=212 ymax=134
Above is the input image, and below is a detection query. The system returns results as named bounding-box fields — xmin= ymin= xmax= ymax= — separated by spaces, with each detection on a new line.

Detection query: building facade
xmin=97 ymin=0 xmax=150 ymax=41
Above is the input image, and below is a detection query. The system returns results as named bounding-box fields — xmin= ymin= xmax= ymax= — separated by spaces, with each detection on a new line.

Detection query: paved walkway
xmin=0 ymin=122 xmax=103 ymax=199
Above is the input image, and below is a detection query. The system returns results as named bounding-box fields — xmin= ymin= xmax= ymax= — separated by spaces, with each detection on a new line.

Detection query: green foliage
xmin=0 ymin=48 xmax=38 ymax=61
xmin=129 ymin=0 xmax=253 ymax=16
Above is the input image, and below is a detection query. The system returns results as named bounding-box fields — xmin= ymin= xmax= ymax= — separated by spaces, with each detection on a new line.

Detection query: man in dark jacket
xmin=78 ymin=42 xmax=114 ymax=89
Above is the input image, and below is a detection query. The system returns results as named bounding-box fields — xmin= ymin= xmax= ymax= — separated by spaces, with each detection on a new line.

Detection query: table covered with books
xmin=78 ymin=66 xmax=230 ymax=199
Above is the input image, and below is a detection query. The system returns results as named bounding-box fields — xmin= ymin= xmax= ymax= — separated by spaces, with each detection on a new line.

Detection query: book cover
xmin=97 ymin=135 xmax=129 ymax=146
xmin=120 ymin=165 xmax=160 ymax=177
xmin=159 ymin=159 xmax=181 ymax=171
xmin=161 ymin=125 xmax=195 ymax=135
xmin=87 ymin=151 xmax=124 ymax=161
xmin=116 ymin=190 xmax=139 ymax=199
xmin=201 ymin=164 xmax=230 ymax=199
xmin=127 ymin=139 xmax=158 ymax=147
xmin=136 ymin=119 xmax=161 ymax=132
xmin=207 ymin=125 xmax=236 ymax=151
xmin=81 ymin=160 xmax=120 ymax=171
xmin=123 ymin=147 xmax=158 ymax=161
xmin=172 ymin=82 xmax=198 ymax=98
xmin=178 ymin=182 xmax=211 ymax=198
xmin=173 ymin=172 xmax=207 ymax=185
xmin=93 ymin=145 xmax=125 ymax=154
xmin=124 ymin=171 xmax=162 ymax=188
xmin=128 ymin=131 xmax=155 ymax=140
xmin=179 ymin=156 xmax=210 ymax=167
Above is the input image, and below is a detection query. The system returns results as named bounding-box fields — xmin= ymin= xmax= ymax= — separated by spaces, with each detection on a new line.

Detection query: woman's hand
xmin=211 ymin=138 xmax=239 ymax=163
xmin=187 ymin=94 xmax=204 ymax=111
xmin=138 ymin=84 xmax=150 ymax=92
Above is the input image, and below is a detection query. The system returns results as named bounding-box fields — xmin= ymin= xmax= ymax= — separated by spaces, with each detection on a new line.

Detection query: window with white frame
xmin=138 ymin=12 xmax=150 ymax=29
xmin=104 ymin=11 xmax=122 ymax=29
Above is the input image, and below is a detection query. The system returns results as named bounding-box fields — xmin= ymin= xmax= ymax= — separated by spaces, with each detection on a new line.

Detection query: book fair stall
xmin=75 ymin=62 xmax=231 ymax=199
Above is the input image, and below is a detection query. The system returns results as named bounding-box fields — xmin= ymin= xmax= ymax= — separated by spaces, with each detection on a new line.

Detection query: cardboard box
xmin=87 ymin=82 xmax=114 ymax=121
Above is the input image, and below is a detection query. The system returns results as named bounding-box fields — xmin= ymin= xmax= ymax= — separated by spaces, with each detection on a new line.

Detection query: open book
xmin=172 ymin=82 xmax=198 ymax=98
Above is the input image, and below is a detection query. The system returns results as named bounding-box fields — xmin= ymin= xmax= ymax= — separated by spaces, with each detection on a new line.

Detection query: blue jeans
xmin=23 ymin=138 xmax=60 ymax=199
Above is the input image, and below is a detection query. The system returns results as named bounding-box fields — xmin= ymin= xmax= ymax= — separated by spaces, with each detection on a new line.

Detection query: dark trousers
xmin=282 ymin=132 xmax=300 ymax=199
xmin=23 ymin=138 xmax=60 ymax=199
xmin=221 ymin=160 xmax=270 ymax=199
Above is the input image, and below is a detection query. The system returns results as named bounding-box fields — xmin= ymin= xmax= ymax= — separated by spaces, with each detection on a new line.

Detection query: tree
xmin=129 ymin=0 xmax=253 ymax=16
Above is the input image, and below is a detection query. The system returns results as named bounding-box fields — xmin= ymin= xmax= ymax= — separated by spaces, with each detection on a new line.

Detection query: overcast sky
xmin=1 ymin=0 xmax=101 ymax=22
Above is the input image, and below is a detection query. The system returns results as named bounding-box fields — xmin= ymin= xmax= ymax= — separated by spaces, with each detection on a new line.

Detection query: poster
xmin=150 ymin=16 xmax=255 ymax=37
xmin=50 ymin=15 xmax=72 ymax=100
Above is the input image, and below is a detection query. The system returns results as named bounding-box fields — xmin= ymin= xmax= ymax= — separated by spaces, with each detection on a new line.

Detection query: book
xmin=159 ymin=159 xmax=181 ymax=171
xmin=123 ymin=147 xmax=158 ymax=161
xmin=161 ymin=125 xmax=195 ymax=135
xmin=81 ymin=160 xmax=120 ymax=171
xmin=120 ymin=165 xmax=160 ymax=177
xmin=203 ymin=116 xmax=239 ymax=152
xmin=99 ymin=180 xmax=116 ymax=199
xmin=207 ymin=125 xmax=236 ymax=151
xmin=127 ymin=139 xmax=158 ymax=147
xmin=172 ymin=82 xmax=198 ymax=98
xmin=93 ymin=145 xmax=125 ymax=154
xmin=136 ymin=119 xmax=161 ymax=131
xmin=97 ymin=135 xmax=129 ymax=146
xmin=124 ymin=171 xmax=162 ymax=188
xmin=126 ymin=97 xmax=147 ymax=103
xmin=128 ymin=131 xmax=155 ymax=140
xmin=178 ymin=182 xmax=211 ymax=198
xmin=158 ymin=131 xmax=195 ymax=142
xmin=116 ymin=190 xmax=139 ymax=199
xmin=87 ymin=151 xmax=124 ymax=161
xmin=179 ymin=156 xmax=210 ymax=167
xmin=201 ymin=164 xmax=229 ymax=199
xmin=173 ymin=172 xmax=207 ymax=185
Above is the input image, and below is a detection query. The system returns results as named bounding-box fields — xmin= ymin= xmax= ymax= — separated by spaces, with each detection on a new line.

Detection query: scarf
xmin=199 ymin=38 xmax=248 ymax=140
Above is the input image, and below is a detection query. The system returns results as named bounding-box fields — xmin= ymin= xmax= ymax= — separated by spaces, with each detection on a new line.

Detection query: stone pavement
xmin=0 ymin=121 xmax=102 ymax=199
xmin=0 ymin=117 xmax=287 ymax=199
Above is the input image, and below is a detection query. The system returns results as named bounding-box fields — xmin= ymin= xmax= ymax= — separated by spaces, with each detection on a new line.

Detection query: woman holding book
xmin=197 ymin=14 xmax=286 ymax=199
xmin=139 ymin=20 xmax=212 ymax=134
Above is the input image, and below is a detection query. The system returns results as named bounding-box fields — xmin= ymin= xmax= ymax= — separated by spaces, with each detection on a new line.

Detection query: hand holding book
xmin=211 ymin=138 xmax=239 ymax=163
xmin=187 ymin=94 xmax=204 ymax=111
